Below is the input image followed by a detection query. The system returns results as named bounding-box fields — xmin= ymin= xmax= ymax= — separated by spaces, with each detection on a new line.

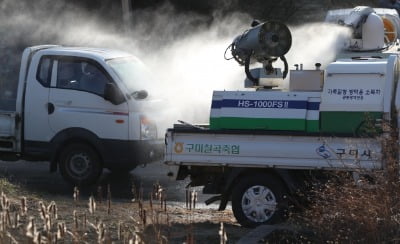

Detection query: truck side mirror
xmin=132 ymin=90 xmax=148 ymax=100
xmin=104 ymin=83 xmax=125 ymax=105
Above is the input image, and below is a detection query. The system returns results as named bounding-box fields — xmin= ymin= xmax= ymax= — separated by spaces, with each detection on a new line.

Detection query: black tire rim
xmin=66 ymin=152 xmax=92 ymax=180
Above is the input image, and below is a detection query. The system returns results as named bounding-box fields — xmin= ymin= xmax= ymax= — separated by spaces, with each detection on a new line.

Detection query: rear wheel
xmin=231 ymin=174 xmax=287 ymax=227
xmin=59 ymin=143 xmax=103 ymax=186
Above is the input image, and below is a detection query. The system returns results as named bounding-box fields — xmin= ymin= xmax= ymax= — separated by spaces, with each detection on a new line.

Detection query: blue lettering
xmin=232 ymin=100 xmax=313 ymax=110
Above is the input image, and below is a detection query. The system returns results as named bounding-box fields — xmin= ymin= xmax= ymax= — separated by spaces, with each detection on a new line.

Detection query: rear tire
xmin=59 ymin=143 xmax=103 ymax=186
xmin=231 ymin=174 xmax=287 ymax=227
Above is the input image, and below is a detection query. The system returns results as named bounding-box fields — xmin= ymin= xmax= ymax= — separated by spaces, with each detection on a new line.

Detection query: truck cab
xmin=0 ymin=45 xmax=161 ymax=185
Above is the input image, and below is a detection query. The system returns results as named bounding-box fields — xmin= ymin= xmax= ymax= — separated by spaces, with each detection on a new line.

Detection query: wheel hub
xmin=241 ymin=185 xmax=277 ymax=223
xmin=70 ymin=153 xmax=91 ymax=176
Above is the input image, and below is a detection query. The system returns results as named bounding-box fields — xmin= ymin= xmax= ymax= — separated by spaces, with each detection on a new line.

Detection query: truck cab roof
xmin=31 ymin=45 xmax=134 ymax=61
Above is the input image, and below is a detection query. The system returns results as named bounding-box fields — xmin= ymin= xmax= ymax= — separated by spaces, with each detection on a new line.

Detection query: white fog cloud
xmin=0 ymin=0 xmax=350 ymax=132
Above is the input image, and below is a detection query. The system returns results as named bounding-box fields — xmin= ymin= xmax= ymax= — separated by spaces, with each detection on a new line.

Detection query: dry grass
xmin=0 ymin=176 xmax=243 ymax=243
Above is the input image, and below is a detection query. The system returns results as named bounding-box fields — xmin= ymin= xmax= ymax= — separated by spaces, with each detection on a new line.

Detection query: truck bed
xmin=165 ymin=124 xmax=382 ymax=171
xmin=0 ymin=110 xmax=17 ymax=151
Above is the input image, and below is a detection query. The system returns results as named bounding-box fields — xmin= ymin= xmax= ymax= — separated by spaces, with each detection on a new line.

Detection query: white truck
xmin=0 ymin=45 xmax=162 ymax=186
xmin=165 ymin=7 xmax=400 ymax=227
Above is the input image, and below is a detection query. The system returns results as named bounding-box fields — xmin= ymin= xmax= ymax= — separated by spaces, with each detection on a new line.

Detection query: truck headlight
xmin=140 ymin=116 xmax=157 ymax=140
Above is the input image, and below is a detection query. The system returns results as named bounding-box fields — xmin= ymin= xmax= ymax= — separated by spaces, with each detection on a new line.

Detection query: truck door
xmin=24 ymin=56 xmax=55 ymax=143
xmin=48 ymin=57 xmax=129 ymax=141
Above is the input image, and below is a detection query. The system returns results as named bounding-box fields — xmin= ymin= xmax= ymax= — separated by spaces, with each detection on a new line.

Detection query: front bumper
xmin=102 ymin=139 xmax=164 ymax=171
xmin=143 ymin=139 xmax=165 ymax=163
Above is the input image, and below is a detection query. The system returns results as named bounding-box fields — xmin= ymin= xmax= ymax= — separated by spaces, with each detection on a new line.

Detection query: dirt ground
xmin=0 ymin=160 xmax=250 ymax=243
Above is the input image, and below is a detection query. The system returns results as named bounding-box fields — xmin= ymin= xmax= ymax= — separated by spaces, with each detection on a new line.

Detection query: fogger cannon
xmin=226 ymin=20 xmax=292 ymax=88
xmin=325 ymin=6 xmax=400 ymax=51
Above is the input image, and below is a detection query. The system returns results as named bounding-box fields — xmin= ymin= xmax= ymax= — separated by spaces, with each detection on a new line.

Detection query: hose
xmin=244 ymin=53 xmax=258 ymax=84
xmin=280 ymin=56 xmax=289 ymax=79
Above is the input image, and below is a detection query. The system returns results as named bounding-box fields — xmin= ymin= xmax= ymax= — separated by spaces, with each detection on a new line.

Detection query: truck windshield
xmin=107 ymin=57 xmax=153 ymax=94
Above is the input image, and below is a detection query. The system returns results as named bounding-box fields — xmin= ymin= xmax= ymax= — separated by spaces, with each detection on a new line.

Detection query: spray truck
xmin=0 ymin=45 xmax=161 ymax=186
xmin=164 ymin=6 xmax=400 ymax=227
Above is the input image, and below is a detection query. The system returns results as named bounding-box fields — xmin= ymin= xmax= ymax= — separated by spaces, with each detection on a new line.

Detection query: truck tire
xmin=232 ymin=174 xmax=287 ymax=227
xmin=59 ymin=143 xmax=103 ymax=186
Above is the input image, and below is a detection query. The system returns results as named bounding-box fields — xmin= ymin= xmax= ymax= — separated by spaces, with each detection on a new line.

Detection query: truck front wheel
xmin=59 ymin=143 xmax=103 ymax=186
xmin=232 ymin=174 xmax=287 ymax=227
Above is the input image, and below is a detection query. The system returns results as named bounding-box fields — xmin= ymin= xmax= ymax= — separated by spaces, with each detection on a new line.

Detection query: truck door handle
xmin=47 ymin=103 xmax=55 ymax=114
